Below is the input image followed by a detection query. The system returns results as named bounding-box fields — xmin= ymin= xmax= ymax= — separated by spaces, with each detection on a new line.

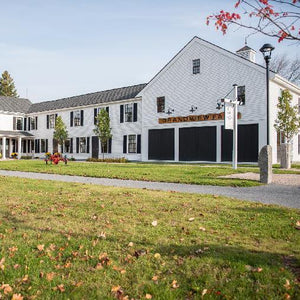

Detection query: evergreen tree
xmin=93 ymin=109 xmax=112 ymax=159
xmin=53 ymin=116 xmax=68 ymax=154
xmin=0 ymin=70 xmax=18 ymax=97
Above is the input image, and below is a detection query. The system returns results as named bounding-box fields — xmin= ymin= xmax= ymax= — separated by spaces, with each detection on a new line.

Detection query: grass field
xmin=0 ymin=160 xmax=265 ymax=187
xmin=0 ymin=176 xmax=299 ymax=299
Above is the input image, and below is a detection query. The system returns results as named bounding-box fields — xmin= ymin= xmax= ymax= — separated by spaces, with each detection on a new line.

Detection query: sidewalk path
xmin=0 ymin=170 xmax=299 ymax=209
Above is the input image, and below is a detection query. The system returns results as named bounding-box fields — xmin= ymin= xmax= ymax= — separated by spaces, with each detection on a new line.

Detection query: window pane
xmin=79 ymin=137 xmax=86 ymax=153
xmin=237 ymin=86 xmax=245 ymax=105
xmin=31 ymin=118 xmax=36 ymax=130
xmin=41 ymin=139 xmax=46 ymax=152
xmin=157 ymin=97 xmax=165 ymax=113
xmin=125 ymin=104 xmax=133 ymax=122
xmin=65 ymin=139 xmax=70 ymax=153
xmin=192 ymin=59 xmax=200 ymax=74
xmin=16 ymin=118 xmax=23 ymax=130
xmin=74 ymin=110 xmax=81 ymax=126
xmin=128 ymin=135 xmax=136 ymax=153
xmin=49 ymin=115 xmax=55 ymax=128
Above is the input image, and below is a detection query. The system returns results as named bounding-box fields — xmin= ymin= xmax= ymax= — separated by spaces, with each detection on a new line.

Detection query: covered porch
xmin=0 ymin=131 xmax=34 ymax=159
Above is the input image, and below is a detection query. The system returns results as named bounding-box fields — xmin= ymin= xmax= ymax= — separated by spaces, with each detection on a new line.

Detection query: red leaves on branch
xmin=207 ymin=11 xmax=241 ymax=34
xmin=207 ymin=0 xmax=300 ymax=43
xmin=279 ymin=30 xmax=288 ymax=42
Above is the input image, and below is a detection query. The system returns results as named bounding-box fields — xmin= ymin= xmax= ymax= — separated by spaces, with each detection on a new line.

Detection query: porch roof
xmin=0 ymin=131 xmax=34 ymax=138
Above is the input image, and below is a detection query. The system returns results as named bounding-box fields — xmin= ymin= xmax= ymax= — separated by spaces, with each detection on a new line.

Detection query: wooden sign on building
xmin=159 ymin=112 xmax=241 ymax=124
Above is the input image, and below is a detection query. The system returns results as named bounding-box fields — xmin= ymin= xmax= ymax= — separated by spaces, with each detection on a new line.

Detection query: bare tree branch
xmin=270 ymin=55 xmax=300 ymax=84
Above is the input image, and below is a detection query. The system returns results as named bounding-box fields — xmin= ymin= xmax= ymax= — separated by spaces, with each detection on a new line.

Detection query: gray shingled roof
xmin=0 ymin=130 xmax=34 ymax=137
xmin=0 ymin=96 xmax=32 ymax=113
xmin=28 ymin=83 xmax=147 ymax=113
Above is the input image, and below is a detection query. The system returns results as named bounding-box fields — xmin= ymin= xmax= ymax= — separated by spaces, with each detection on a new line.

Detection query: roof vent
xmin=236 ymin=42 xmax=256 ymax=63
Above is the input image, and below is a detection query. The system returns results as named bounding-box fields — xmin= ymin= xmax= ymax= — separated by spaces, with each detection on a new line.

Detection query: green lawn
xmin=0 ymin=176 xmax=299 ymax=299
xmin=0 ymin=160 xmax=264 ymax=187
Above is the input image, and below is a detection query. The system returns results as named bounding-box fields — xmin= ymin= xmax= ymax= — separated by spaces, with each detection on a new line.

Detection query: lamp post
xmin=260 ymin=43 xmax=275 ymax=145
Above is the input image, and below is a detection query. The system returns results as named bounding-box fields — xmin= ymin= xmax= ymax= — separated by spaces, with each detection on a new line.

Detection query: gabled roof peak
xmin=236 ymin=45 xmax=256 ymax=53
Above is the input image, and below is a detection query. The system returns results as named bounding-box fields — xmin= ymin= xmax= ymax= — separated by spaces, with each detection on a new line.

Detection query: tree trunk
xmin=280 ymin=143 xmax=291 ymax=169
xmin=102 ymin=144 xmax=104 ymax=160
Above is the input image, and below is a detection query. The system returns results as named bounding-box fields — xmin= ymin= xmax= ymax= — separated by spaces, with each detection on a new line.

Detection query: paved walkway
xmin=0 ymin=170 xmax=299 ymax=209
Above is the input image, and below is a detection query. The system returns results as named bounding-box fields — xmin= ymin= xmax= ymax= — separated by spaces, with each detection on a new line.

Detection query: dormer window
xmin=192 ymin=59 xmax=200 ymax=74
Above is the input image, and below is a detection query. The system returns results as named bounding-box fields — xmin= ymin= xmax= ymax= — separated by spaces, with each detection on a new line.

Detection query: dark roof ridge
xmin=36 ymin=83 xmax=147 ymax=105
xmin=28 ymin=83 xmax=148 ymax=113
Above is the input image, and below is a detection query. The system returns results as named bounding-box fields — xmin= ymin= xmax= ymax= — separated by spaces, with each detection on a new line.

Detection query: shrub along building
xmin=0 ymin=37 xmax=299 ymax=163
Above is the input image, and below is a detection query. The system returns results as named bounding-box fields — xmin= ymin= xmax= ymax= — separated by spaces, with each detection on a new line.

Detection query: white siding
xmin=0 ymin=113 xmax=14 ymax=131
xmin=27 ymin=99 xmax=142 ymax=160
xmin=270 ymin=78 xmax=300 ymax=163
xmin=139 ymin=37 xmax=269 ymax=162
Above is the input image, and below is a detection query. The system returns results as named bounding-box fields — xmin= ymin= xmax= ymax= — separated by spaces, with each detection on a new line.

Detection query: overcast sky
xmin=0 ymin=0 xmax=298 ymax=103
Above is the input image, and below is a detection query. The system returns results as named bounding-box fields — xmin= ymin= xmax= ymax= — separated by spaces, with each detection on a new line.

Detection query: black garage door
xmin=221 ymin=124 xmax=259 ymax=162
xmin=179 ymin=126 xmax=216 ymax=161
xmin=148 ymin=129 xmax=174 ymax=160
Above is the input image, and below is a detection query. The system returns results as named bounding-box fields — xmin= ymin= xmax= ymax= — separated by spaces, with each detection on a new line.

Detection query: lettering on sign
xmin=224 ymin=104 xmax=234 ymax=130
xmin=158 ymin=112 xmax=241 ymax=124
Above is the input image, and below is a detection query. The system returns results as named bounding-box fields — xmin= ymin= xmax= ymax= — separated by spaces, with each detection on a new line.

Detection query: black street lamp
xmin=260 ymin=43 xmax=275 ymax=145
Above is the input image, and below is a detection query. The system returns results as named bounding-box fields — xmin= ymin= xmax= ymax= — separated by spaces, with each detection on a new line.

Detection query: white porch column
xmin=8 ymin=138 xmax=12 ymax=158
xmin=18 ymin=137 xmax=22 ymax=159
xmin=2 ymin=137 xmax=6 ymax=159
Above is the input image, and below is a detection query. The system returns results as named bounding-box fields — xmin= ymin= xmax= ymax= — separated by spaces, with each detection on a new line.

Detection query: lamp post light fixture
xmin=166 ymin=107 xmax=174 ymax=115
xmin=189 ymin=105 xmax=198 ymax=113
xmin=260 ymin=43 xmax=275 ymax=145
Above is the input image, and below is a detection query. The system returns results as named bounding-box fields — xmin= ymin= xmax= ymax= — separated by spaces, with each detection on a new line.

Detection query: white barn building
xmin=0 ymin=37 xmax=300 ymax=163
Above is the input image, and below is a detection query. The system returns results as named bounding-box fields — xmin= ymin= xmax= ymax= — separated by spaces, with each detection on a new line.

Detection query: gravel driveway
xmin=220 ymin=172 xmax=300 ymax=186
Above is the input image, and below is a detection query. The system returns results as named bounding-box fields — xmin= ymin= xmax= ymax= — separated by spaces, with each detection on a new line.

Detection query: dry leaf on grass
xmin=0 ymin=284 xmax=13 ymax=294
xmin=46 ymin=272 xmax=55 ymax=281
xmin=37 ymin=244 xmax=44 ymax=252
xmin=151 ymin=220 xmax=158 ymax=227
xmin=53 ymin=284 xmax=65 ymax=293
xmin=171 ymin=280 xmax=179 ymax=289
xmin=0 ymin=257 xmax=5 ymax=270
xmin=12 ymin=294 xmax=23 ymax=300
xmin=284 ymin=279 xmax=291 ymax=290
